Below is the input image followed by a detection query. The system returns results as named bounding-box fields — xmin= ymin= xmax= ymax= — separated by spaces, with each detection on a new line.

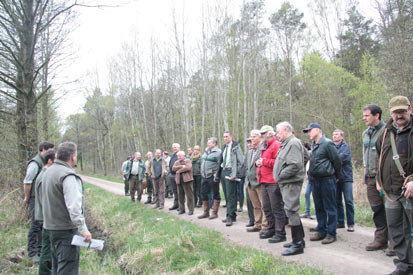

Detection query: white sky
xmin=56 ymin=0 xmax=379 ymax=121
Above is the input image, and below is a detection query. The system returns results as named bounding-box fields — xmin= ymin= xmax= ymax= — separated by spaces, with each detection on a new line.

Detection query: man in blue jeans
xmin=332 ymin=129 xmax=355 ymax=232
xmin=304 ymin=123 xmax=342 ymax=244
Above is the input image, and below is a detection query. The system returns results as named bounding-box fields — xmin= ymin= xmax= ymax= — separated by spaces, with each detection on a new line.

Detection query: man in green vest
xmin=42 ymin=142 xmax=91 ymax=275
xmin=23 ymin=141 xmax=54 ymax=262
xmin=362 ymin=104 xmax=393 ymax=255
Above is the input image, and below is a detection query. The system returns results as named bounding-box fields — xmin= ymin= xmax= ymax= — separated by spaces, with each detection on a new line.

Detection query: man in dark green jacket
xmin=304 ymin=123 xmax=341 ymax=245
xmin=376 ymin=96 xmax=413 ymax=275
xmin=23 ymin=141 xmax=54 ymax=262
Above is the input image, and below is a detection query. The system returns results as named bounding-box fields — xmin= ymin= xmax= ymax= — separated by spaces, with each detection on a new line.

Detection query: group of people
xmin=23 ymin=96 xmax=413 ymax=274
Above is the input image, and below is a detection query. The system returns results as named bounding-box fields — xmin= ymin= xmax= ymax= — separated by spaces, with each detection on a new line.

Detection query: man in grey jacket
xmin=198 ymin=137 xmax=222 ymax=219
xmin=273 ymin=122 xmax=306 ymax=256
xmin=42 ymin=142 xmax=91 ymax=275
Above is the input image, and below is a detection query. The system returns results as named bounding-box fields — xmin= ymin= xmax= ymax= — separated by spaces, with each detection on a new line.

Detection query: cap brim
xmin=303 ymin=128 xmax=310 ymax=133
xmin=390 ymin=105 xmax=409 ymax=113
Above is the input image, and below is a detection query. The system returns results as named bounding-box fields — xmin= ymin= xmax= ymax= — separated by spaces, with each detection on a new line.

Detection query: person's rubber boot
xmin=198 ymin=201 xmax=210 ymax=219
xmin=209 ymin=200 xmax=220 ymax=220
xmin=282 ymin=225 xmax=304 ymax=256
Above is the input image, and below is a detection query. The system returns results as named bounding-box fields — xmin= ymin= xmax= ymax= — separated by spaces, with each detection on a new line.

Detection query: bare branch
xmin=0 ymin=89 xmax=21 ymax=102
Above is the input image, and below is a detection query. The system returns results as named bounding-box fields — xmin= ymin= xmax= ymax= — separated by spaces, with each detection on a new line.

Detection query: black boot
xmin=282 ymin=225 xmax=304 ymax=256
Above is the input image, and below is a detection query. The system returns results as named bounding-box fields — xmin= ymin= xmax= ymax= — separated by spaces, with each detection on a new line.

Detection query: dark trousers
xmin=129 ymin=175 xmax=143 ymax=201
xmin=169 ymin=174 xmax=179 ymax=206
xmin=146 ymin=176 xmax=153 ymax=200
xmin=39 ymin=228 xmax=52 ymax=275
xmin=49 ymin=229 xmax=80 ymax=275
xmin=261 ymin=183 xmax=286 ymax=236
xmin=236 ymin=179 xmax=245 ymax=208
xmin=336 ymin=181 xmax=355 ymax=226
xmin=221 ymin=176 xmax=228 ymax=204
xmin=124 ymin=177 xmax=129 ymax=194
xmin=222 ymin=169 xmax=237 ymax=220
xmin=165 ymin=175 xmax=172 ymax=197
xmin=201 ymin=176 xmax=221 ymax=201
xmin=312 ymin=177 xmax=337 ymax=238
xmin=193 ymin=175 xmax=202 ymax=205
xmin=385 ymin=194 xmax=413 ymax=273
xmin=366 ymin=177 xmax=389 ymax=244
xmin=177 ymin=181 xmax=194 ymax=212
xmin=246 ymin=184 xmax=255 ymax=225
xmin=28 ymin=197 xmax=42 ymax=257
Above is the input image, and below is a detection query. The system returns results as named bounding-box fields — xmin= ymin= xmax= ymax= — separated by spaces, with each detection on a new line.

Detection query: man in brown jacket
xmin=172 ymin=151 xmax=195 ymax=215
xmin=148 ymin=149 xmax=168 ymax=209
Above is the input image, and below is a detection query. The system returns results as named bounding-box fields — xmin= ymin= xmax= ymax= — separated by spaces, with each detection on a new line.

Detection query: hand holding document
xmin=71 ymin=235 xmax=104 ymax=251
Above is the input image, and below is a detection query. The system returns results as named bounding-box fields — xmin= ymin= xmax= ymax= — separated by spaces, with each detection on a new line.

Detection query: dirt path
xmin=82 ymin=175 xmax=395 ymax=275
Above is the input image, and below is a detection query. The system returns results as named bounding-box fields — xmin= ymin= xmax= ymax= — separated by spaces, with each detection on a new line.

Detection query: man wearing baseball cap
xmin=304 ymin=122 xmax=342 ymax=245
xmin=376 ymin=96 xmax=413 ymax=275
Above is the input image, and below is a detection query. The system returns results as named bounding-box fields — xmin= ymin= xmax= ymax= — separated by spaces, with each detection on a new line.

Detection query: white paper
xmin=225 ymin=176 xmax=241 ymax=182
xmin=71 ymin=235 xmax=104 ymax=251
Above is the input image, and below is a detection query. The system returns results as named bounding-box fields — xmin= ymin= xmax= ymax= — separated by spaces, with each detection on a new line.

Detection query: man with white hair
xmin=126 ymin=152 xmax=146 ymax=202
xmin=172 ymin=151 xmax=195 ymax=215
xmin=168 ymin=143 xmax=181 ymax=210
xmin=274 ymin=122 xmax=306 ymax=256
xmin=256 ymin=125 xmax=286 ymax=243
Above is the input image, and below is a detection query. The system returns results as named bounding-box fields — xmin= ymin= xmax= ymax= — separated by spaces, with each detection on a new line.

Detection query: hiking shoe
xmin=247 ymin=227 xmax=261 ymax=233
xmin=321 ymin=237 xmax=336 ymax=244
xmin=366 ymin=241 xmax=387 ymax=251
xmin=188 ymin=210 xmax=194 ymax=216
xmin=268 ymin=235 xmax=287 ymax=244
xmin=310 ymin=233 xmax=326 ymax=241
xmin=259 ymin=231 xmax=274 ymax=239
xmin=309 ymin=227 xmax=318 ymax=232
xmin=300 ymin=213 xmax=311 ymax=219
xmin=337 ymin=223 xmax=345 ymax=229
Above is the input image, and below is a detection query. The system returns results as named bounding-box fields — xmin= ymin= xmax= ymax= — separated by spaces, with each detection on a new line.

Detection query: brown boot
xmin=209 ymin=200 xmax=220 ymax=220
xmin=198 ymin=201 xmax=210 ymax=219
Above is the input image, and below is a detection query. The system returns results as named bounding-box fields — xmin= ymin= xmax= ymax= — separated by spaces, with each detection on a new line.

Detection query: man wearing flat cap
xmin=376 ymin=96 xmax=413 ymax=275
xmin=304 ymin=123 xmax=342 ymax=245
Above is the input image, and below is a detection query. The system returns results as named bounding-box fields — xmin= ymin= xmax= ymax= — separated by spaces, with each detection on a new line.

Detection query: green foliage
xmin=337 ymin=5 xmax=380 ymax=76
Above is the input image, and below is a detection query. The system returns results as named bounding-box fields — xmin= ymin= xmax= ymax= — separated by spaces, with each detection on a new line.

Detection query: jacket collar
xmin=281 ymin=135 xmax=294 ymax=148
xmin=386 ymin=115 xmax=413 ymax=134
xmin=54 ymin=159 xmax=73 ymax=170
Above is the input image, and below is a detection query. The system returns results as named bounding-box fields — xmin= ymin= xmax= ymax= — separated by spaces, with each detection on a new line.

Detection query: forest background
xmin=0 ymin=0 xmax=411 ymax=182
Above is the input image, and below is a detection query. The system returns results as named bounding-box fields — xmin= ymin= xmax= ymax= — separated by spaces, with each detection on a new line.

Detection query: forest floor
xmin=82 ymin=175 xmax=396 ymax=275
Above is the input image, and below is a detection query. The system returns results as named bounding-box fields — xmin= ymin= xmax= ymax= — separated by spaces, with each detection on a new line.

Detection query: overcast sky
xmin=57 ymin=0 xmax=379 ymax=121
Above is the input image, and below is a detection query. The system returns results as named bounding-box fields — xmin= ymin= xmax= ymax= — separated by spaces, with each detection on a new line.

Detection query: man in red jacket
xmin=256 ymin=125 xmax=286 ymax=243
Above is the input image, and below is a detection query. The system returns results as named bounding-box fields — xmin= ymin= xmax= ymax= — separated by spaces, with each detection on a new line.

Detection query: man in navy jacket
xmin=332 ymin=129 xmax=354 ymax=232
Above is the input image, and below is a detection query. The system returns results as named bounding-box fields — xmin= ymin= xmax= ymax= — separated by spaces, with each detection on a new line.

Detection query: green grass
xmin=0 ymin=191 xmax=38 ymax=274
xmin=84 ymin=173 xmax=124 ymax=184
xmin=80 ymin=183 xmax=323 ymax=274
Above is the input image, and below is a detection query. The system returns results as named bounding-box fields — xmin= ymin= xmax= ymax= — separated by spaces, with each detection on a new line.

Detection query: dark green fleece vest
xmin=28 ymin=153 xmax=45 ymax=197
